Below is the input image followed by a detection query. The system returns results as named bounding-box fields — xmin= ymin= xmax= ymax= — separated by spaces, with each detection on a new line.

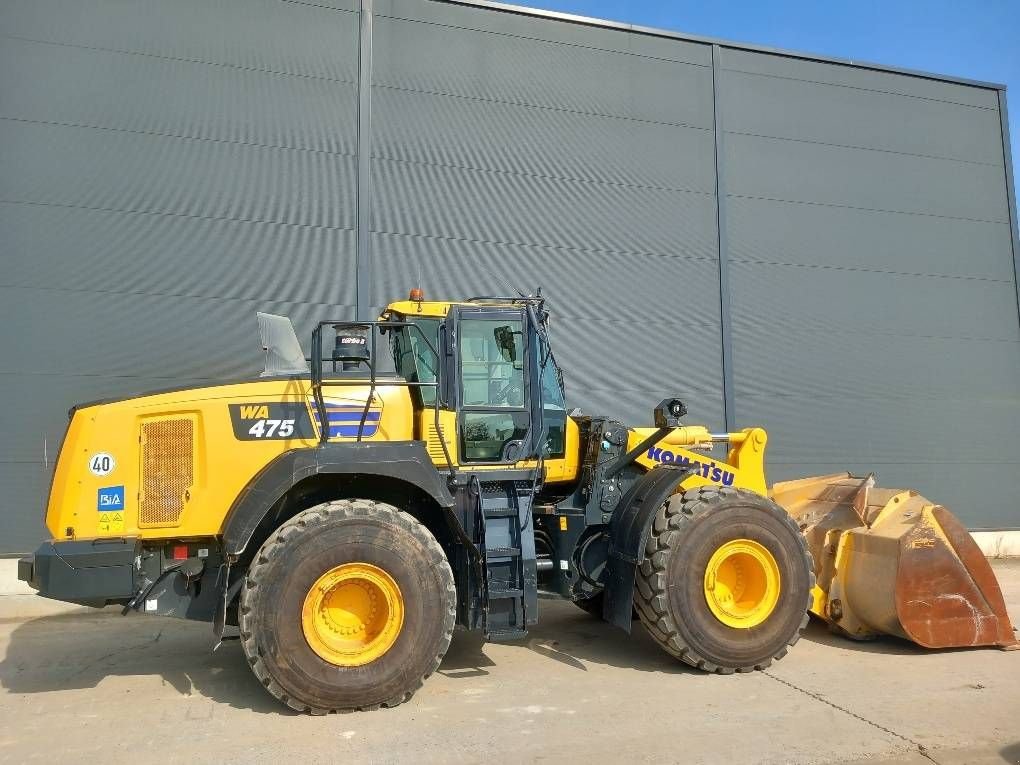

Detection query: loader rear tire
xmin=634 ymin=486 xmax=813 ymax=674
xmin=239 ymin=499 xmax=456 ymax=713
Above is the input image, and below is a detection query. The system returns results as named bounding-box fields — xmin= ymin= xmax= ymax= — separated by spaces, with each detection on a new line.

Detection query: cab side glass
xmin=460 ymin=319 xmax=525 ymax=409
xmin=462 ymin=412 xmax=530 ymax=461
xmin=391 ymin=318 xmax=441 ymax=406
xmin=459 ymin=318 xmax=527 ymax=461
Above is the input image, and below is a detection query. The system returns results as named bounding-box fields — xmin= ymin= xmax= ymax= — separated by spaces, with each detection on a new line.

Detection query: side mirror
xmin=493 ymin=325 xmax=524 ymax=370
xmin=654 ymin=398 xmax=687 ymax=429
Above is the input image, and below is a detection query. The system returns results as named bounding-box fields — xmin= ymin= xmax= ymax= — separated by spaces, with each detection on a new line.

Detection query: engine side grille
xmin=139 ymin=418 xmax=194 ymax=528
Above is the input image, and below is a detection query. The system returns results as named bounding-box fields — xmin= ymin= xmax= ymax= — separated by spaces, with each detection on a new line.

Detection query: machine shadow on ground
xmin=799 ymin=618 xmax=926 ymax=656
xmin=1 ymin=600 xmax=700 ymax=715
xmin=0 ymin=609 xmax=288 ymax=715
xmin=1000 ymin=741 xmax=1020 ymax=764
xmin=525 ymin=599 xmax=941 ymax=669
xmin=4 ymin=599 xmax=1004 ymax=716
xmin=467 ymin=599 xmax=700 ymax=676
xmin=798 ymin=615 xmax=1011 ymax=659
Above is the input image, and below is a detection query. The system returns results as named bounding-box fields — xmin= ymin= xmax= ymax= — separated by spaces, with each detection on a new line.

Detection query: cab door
xmin=450 ymin=307 xmax=533 ymax=465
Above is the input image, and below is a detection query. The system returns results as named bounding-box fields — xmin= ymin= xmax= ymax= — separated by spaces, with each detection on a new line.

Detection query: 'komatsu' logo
xmin=646 ymin=447 xmax=735 ymax=486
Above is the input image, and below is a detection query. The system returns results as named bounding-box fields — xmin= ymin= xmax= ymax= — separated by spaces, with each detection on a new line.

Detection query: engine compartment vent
xmin=139 ymin=418 xmax=194 ymax=528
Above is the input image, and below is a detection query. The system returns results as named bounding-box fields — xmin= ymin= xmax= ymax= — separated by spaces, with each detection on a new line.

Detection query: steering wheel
xmin=493 ymin=378 xmax=525 ymax=407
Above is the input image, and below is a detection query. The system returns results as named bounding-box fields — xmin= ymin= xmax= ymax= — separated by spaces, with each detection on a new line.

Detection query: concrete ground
xmin=0 ymin=561 xmax=1017 ymax=765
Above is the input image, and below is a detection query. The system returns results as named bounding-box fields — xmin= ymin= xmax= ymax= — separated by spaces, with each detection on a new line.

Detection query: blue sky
xmin=523 ymin=0 xmax=1019 ymax=214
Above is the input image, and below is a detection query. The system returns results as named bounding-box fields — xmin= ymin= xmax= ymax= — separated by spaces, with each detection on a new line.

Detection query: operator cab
xmin=383 ymin=291 xmax=572 ymax=476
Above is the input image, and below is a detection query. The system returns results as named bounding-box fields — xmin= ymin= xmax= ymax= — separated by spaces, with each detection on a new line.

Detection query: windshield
xmin=391 ymin=317 xmax=441 ymax=406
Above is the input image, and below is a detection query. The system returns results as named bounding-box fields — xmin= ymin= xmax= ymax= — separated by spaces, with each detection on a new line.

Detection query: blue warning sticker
xmin=97 ymin=485 xmax=125 ymax=511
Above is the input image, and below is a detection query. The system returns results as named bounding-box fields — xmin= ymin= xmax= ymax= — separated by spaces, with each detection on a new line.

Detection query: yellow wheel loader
xmin=19 ymin=293 xmax=1016 ymax=713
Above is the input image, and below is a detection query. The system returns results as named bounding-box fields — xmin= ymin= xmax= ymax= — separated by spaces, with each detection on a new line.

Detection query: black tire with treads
xmin=239 ymin=499 xmax=456 ymax=713
xmin=633 ymin=486 xmax=813 ymax=673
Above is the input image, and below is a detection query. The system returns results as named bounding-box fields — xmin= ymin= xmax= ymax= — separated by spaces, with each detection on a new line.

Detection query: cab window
xmin=459 ymin=318 xmax=527 ymax=461
xmin=538 ymin=336 xmax=566 ymax=459
xmin=391 ymin=318 xmax=440 ymax=406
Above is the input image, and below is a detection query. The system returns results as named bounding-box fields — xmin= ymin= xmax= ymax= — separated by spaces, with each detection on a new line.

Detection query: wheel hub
xmin=704 ymin=539 xmax=780 ymax=628
xmin=301 ymin=562 xmax=404 ymax=666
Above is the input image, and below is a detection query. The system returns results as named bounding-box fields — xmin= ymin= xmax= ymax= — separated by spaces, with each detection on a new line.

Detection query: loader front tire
xmin=634 ymin=486 xmax=813 ymax=673
xmin=239 ymin=499 xmax=456 ymax=713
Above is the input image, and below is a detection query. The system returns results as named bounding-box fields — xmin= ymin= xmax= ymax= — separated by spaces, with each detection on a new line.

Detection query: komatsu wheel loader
xmin=19 ymin=292 xmax=1016 ymax=713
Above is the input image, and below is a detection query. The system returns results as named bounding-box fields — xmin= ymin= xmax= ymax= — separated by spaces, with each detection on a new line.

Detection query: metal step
xmin=482 ymin=506 xmax=517 ymax=518
xmin=488 ymin=585 xmax=524 ymax=599
xmin=486 ymin=628 xmax=529 ymax=643
xmin=485 ymin=546 xmax=520 ymax=557
xmin=477 ymin=478 xmax=538 ymax=637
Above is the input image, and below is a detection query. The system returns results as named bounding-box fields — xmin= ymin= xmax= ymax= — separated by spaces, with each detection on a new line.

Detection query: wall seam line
xmin=997 ymin=91 xmax=1020 ymax=333
xmin=712 ymin=45 xmax=736 ymax=431
xmin=355 ymin=0 xmax=375 ymax=320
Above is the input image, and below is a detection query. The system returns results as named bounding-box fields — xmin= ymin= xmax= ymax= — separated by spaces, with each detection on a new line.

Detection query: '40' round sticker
xmin=88 ymin=453 xmax=116 ymax=476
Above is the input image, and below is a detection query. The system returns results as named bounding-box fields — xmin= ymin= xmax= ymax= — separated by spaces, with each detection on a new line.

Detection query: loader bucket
xmin=771 ymin=473 xmax=1018 ymax=649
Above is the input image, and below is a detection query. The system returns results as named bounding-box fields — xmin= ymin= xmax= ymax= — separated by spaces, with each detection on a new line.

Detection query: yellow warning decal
xmin=98 ymin=512 xmax=125 ymax=534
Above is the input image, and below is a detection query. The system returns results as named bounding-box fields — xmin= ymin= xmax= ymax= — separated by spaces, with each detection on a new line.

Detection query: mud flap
xmin=604 ymin=465 xmax=694 ymax=631
xmin=213 ymin=567 xmax=244 ymax=650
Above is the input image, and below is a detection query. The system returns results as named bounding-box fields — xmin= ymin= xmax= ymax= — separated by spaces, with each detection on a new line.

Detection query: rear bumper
xmin=18 ymin=538 xmax=139 ymax=607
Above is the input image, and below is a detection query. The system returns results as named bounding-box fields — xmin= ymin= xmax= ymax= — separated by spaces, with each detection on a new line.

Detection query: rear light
xmin=172 ymin=545 xmax=189 ymax=560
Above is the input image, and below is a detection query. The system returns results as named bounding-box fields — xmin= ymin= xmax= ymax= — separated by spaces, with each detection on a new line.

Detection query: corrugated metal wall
xmin=367 ymin=0 xmax=726 ymax=426
xmin=717 ymin=48 xmax=1020 ymax=528
xmin=0 ymin=0 xmax=362 ymax=552
xmin=0 ymin=0 xmax=1017 ymax=552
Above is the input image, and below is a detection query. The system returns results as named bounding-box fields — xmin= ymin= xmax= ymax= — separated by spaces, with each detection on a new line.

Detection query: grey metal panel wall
xmin=367 ymin=0 xmax=725 ymax=426
xmin=1 ymin=0 xmax=1017 ymax=551
xmin=718 ymin=47 xmax=1020 ymax=528
xmin=0 ymin=0 xmax=361 ymax=552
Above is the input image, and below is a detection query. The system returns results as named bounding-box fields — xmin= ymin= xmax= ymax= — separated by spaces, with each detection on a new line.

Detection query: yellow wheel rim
xmin=301 ymin=562 xmax=404 ymax=667
xmin=703 ymin=539 xmax=780 ymax=629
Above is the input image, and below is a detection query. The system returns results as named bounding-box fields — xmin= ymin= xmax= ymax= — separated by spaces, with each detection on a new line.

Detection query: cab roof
xmin=384 ymin=297 xmax=535 ymax=319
